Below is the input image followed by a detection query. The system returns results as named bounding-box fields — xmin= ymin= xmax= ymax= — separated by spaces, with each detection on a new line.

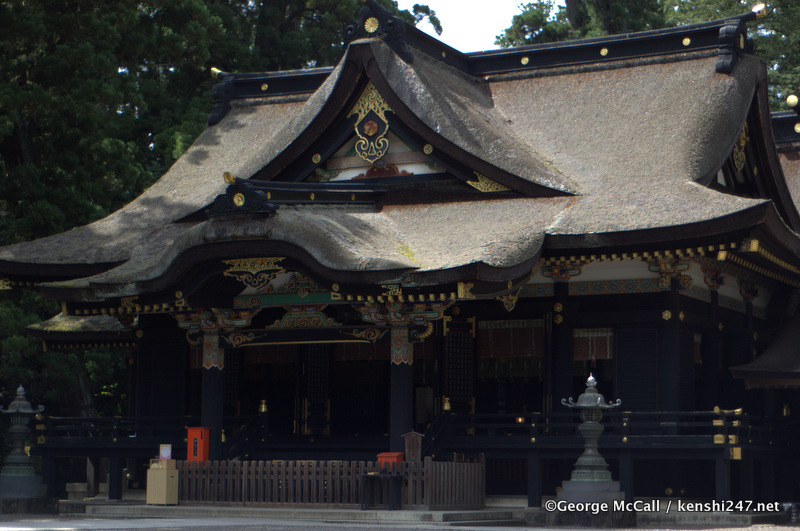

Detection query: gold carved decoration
xmin=268 ymin=305 xmax=340 ymax=329
xmin=347 ymin=82 xmax=393 ymax=163
xmin=497 ymin=290 xmax=520 ymax=312
xmin=467 ymin=172 xmax=511 ymax=193
xmin=364 ymin=16 xmax=379 ymax=33
xmin=412 ymin=322 xmax=435 ymax=341
xmin=381 ymin=284 xmax=402 ymax=297
xmin=649 ymin=260 xmax=692 ymax=290
xmin=119 ymin=296 xmax=139 ymax=323
xmin=223 ymin=171 xmax=236 ymax=184
xmin=173 ymin=308 xmax=258 ymax=368
xmin=457 ymin=282 xmax=475 ymax=300
xmin=341 ymin=328 xmax=387 ymax=343
xmin=117 ymin=313 xmax=137 ymax=328
xmin=732 ymin=122 xmax=749 ymax=171
xmin=233 ymin=193 xmax=245 ymax=207
xmin=223 ymin=257 xmax=285 ymax=291
xmin=0 ymin=279 xmax=11 ymax=290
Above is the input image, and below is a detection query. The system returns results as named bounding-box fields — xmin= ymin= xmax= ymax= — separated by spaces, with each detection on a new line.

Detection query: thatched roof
xmin=1 ymin=14 xmax=796 ymax=301
xmin=26 ymin=313 xmax=132 ymax=344
xmin=731 ymin=313 xmax=800 ymax=388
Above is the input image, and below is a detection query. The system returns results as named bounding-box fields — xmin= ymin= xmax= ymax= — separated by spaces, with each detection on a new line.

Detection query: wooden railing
xmin=422 ymin=409 xmax=795 ymax=456
xmin=176 ymin=457 xmax=485 ymax=509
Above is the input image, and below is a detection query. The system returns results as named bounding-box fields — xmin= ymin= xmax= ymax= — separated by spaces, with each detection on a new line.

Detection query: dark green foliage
xmin=0 ymin=1 xmax=224 ymax=245
xmin=496 ymin=0 xmax=667 ymax=47
xmin=216 ymin=0 xmax=439 ymax=71
xmin=760 ymin=2 xmax=800 ymax=105
xmin=583 ymin=0 xmax=666 ymax=35
xmin=495 ymin=2 xmax=572 ymax=47
xmin=666 ymin=0 xmax=800 ymax=107
xmin=0 ymin=288 xmax=128 ymax=417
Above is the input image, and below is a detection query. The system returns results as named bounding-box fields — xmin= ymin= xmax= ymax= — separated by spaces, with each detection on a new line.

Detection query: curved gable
xmin=242 ymin=39 xmax=576 ymax=199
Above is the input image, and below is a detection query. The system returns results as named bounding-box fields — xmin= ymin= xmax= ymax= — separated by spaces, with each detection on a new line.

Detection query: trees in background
xmin=666 ymin=0 xmax=800 ymax=104
xmin=497 ymin=0 xmax=800 ymax=107
xmin=0 ymin=0 xmax=438 ymax=415
xmin=496 ymin=0 xmax=665 ymax=46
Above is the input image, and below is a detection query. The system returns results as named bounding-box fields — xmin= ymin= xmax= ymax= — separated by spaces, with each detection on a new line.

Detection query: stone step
xmin=638 ymin=510 xmax=787 ymax=527
xmin=449 ymin=519 xmax=525 ymax=527
xmin=440 ymin=510 xmax=514 ymax=522
xmin=485 ymin=495 xmax=527 ymax=508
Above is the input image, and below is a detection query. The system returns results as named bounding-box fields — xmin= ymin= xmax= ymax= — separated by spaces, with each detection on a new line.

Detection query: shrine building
xmin=2 ymin=1 xmax=800 ymax=506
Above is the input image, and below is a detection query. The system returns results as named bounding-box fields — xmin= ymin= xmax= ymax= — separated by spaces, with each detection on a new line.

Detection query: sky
xmin=395 ymin=0 xmax=535 ymax=53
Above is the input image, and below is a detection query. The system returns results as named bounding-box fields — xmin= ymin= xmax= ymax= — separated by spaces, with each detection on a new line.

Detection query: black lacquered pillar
xmin=201 ymin=330 xmax=224 ymax=460
xmin=390 ymin=326 xmax=413 ymax=452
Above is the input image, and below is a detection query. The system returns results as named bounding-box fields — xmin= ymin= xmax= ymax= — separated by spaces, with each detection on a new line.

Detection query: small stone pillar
xmin=0 ymin=385 xmax=47 ymax=501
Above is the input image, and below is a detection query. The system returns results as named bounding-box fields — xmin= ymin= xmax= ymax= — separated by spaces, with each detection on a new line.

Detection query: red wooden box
xmin=187 ymin=427 xmax=209 ymax=462
xmin=377 ymin=452 xmax=404 ymax=467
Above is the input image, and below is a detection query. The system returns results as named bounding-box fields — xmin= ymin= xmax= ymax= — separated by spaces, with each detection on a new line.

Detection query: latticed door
xmin=442 ymin=316 xmax=475 ymax=414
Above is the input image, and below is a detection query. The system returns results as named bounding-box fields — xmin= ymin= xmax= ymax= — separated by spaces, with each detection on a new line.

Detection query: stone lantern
xmin=557 ymin=374 xmax=624 ymax=504
xmin=0 ymin=385 xmax=46 ymax=500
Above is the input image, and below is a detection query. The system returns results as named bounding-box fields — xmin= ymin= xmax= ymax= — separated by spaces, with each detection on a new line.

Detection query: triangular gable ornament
xmin=347 ymin=81 xmax=394 ymax=163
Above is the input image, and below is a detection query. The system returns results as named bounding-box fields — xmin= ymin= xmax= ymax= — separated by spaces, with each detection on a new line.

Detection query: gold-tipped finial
xmin=787 ymin=94 xmax=798 ymax=108
xmin=442 ymin=396 xmax=451 ymax=412
xmin=751 ymin=3 xmax=767 ymax=18
xmin=223 ymin=171 xmax=236 ymax=184
xmin=210 ymin=67 xmax=223 ymax=79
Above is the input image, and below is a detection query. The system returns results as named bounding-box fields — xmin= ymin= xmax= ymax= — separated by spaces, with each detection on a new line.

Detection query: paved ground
xmin=0 ymin=517 xmax=796 ymax=531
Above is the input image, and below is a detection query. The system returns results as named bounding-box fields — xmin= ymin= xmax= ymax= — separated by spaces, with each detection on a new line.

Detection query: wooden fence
xmin=175 ymin=457 xmax=484 ymax=509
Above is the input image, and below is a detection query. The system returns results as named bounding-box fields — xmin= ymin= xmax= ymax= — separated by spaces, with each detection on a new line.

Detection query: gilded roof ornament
xmin=347 ymin=82 xmax=393 ymax=163
xmin=457 ymin=282 xmax=475 ymax=300
xmin=497 ymin=289 xmax=520 ymax=312
xmin=364 ymin=16 xmax=379 ymax=33
xmin=223 ymin=257 xmax=286 ymax=292
xmin=342 ymin=0 xmax=411 ymax=62
xmin=732 ymin=123 xmax=749 ymax=171
xmin=467 ymin=172 xmax=511 ymax=193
